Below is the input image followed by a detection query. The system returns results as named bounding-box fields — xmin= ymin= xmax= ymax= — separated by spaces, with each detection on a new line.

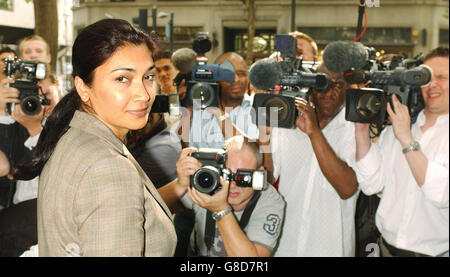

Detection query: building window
xmin=154 ymin=26 xmax=204 ymax=51
xmin=299 ymin=27 xmax=414 ymax=57
xmin=0 ymin=0 xmax=13 ymax=11
xmin=224 ymin=28 xmax=276 ymax=62
xmin=439 ymin=29 xmax=449 ymax=46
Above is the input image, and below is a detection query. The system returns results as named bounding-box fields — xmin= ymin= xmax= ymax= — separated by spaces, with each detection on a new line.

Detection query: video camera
xmin=250 ymin=34 xmax=333 ymax=128
xmin=180 ymin=32 xmax=235 ymax=109
xmin=344 ymin=52 xmax=431 ymax=126
xmin=190 ymin=149 xmax=267 ymax=195
xmin=3 ymin=56 xmax=49 ymax=116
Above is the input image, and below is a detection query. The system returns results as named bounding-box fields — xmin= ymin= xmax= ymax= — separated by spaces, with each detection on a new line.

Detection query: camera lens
xmin=21 ymin=96 xmax=41 ymax=116
xmin=264 ymin=96 xmax=289 ymax=123
xmin=192 ymin=166 xmax=220 ymax=195
xmin=198 ymin=172 xmax=214 ymax=188
xmin=191 ymin=83 xmax=215 ymax=109
xmin=357 ymin=93 xmax=381 ymax=119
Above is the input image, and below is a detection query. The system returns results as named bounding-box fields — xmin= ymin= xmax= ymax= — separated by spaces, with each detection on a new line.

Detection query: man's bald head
xmin=214 ymin=52 xmax=249 ymax=105
xmin=215 ymin=52 xmax=246 ymax=65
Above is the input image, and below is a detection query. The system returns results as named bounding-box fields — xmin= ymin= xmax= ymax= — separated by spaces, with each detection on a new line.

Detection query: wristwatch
xmin=402 ymin=141 xmax=421 ymax=154
xmin=211 ymin=206 xmax=233 ymax=221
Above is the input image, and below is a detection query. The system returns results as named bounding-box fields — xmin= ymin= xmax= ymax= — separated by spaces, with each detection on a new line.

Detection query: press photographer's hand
xmin=176 ymin=147 xmax=202 ymax=191
xmin=295 ymin=98 xmax=319 ymax=136
xmin=387 ymin=94 xmax=413 ymax=148
xmin=188 ymin=177 xmax=230 ymax=213
xmin=0 ymin=78 xmax=20 ymax=116
xmin=12 ymin=104 xmax=44 ymax=136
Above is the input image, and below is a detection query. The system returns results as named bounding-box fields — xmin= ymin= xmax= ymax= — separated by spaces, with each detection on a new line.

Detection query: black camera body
xmin=344 ymin=53 xmax=431 ymax=126
xmin=190 ymin=149 xmax=268 ymax=195
xmin=181 ymin=32 xmax=235 ymax=109
xmin=3 ymin=57 xmax=48 ymax=116
xmin=251 ymin=34 xmax=332 ymax=129
xmin=150 ymin=93 xmax=181 ymax=117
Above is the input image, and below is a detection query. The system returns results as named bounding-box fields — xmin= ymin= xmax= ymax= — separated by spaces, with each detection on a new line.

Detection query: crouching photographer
xmin=163 ymin=136 xmax=285 ymax=257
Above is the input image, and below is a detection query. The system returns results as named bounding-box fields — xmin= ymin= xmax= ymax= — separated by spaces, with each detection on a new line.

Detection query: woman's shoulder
xmin=47 ymin=127 xmax=133 ymax=179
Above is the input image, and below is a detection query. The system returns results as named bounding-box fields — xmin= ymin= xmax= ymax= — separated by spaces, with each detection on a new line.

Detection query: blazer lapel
xmin=122 ymin=145 xmax=173 ymax=220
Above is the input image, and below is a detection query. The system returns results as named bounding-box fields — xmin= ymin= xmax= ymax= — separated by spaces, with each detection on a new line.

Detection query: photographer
xmin=189 ymin=52 xmax=259 ymax=149
xmin=271 ymin=63 xmax=359 ymax=257
xmin=0 ymin=47 xmax=33 ymax=211
xmin=0 ymin=38 xmax=58 ymax=207
xmin=288 ymin=31 xmax=318 ymax=61
xmin=160 ymin=136 xmax=285 ymax=257
xmin=18 ymin=35 xmax=51 ymax=64
xmin=354 ymin=47 xmax=449 ymax=257
xmin=0 ymin=41 xmax=57 ymax=255
xmin=154 ymin=50 xmax=178 ymax=95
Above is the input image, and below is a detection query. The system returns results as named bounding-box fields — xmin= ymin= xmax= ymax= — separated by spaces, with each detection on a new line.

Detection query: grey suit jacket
xmin=38 ymin=111 xmax=177 ymax=257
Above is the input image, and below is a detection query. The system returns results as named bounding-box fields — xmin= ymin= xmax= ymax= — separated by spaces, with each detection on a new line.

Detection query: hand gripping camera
xmin=190 ymin=149 xmax=268 ymax=195
xmin=3 ymin=56 xmax=49 ymax=116
xmin=181 ymin=32 xmax=236 ymax=109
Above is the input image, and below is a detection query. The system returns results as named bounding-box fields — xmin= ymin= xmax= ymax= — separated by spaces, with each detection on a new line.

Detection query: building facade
xmin=72 ymin=0 xmax=449 ymax=63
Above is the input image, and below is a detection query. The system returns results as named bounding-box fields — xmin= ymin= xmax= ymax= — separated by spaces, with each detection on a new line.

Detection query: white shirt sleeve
xmin=271 ymin=127 xmax=281 ymax=180
xmin=421 ymin=153 xmax=449 ymax=208
xmin=354 ymin=142 xmax=386 ymax=196
xmin=24 ymin=132 xmax=40 ymax=150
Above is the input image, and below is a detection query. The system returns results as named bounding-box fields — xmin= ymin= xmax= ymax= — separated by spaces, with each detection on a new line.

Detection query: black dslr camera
xmin=190 ymin=149 xmax=268 ymax=195
xmin=250 ymin=34 xmax=333 ymax=128
xmin=344 ymin=52 xmax=431 ymax=127
xmin=3 ymin=56 xmax=49 ymax=116
xmin=181 ymin=32 xmax=235 ymax=109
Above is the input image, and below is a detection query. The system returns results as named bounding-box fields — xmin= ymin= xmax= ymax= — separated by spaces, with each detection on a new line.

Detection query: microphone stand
xmin=356 ymin=0 xmax=365 ymax=42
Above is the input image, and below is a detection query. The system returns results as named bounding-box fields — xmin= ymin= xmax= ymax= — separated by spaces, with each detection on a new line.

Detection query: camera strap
xmin=203 ymin=190 xmax=261 ymax=254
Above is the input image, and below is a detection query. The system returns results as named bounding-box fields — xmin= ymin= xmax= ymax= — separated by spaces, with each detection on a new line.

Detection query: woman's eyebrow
xmin=111 ymin=67 xmax=135 ymax=73
xmin=111 ymin=65 xmax=155 ymax=73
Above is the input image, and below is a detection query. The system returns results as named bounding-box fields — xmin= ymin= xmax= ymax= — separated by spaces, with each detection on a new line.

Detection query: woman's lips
xmin=127 ymin=108 xmax=148 ymax=117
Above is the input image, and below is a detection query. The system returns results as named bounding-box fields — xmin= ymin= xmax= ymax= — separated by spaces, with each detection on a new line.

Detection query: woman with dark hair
xmin=12 ymin=19 xmax=177 ymax=256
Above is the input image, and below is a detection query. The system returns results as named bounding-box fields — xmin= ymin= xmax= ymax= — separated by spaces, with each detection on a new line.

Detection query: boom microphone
xmin=171 ymin=48 xmax=197 ymax=74
xmin=323 ymin=41 xmax=368 ymax=73
xmin=249 ymin=58 xmax=282 ymax=90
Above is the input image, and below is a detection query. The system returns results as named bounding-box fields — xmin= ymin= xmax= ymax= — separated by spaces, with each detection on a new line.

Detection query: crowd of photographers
xmin=0 ymin=28 xmax=448 ymax=257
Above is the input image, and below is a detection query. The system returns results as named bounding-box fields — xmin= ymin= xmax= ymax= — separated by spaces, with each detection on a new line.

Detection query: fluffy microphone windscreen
xmin=323 ymin=41 xmax=369 ymax=73
xmin=171 ymin=48 xmax=197 ymax=74
xmin=249 ymin=58 xmax=281 ymax=90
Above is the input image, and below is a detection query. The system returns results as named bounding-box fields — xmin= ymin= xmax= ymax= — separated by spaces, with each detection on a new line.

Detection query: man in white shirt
xmin=272 ymin=64 xmax=359 ymax=257
xmin=354 ymin=47 xmax=449 ymax=257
